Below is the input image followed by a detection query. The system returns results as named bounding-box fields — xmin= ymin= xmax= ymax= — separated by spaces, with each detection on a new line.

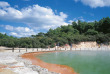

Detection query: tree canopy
xmin=0 ymin=17 xmax=110 ymax=48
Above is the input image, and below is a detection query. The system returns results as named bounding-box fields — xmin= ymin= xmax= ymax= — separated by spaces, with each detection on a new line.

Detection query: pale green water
xmin=37 ymin=50 xmax=110 ymax=74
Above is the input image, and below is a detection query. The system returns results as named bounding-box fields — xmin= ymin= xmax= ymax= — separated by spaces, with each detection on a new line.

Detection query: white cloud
xmin=0 ymin=1 xmax=10 ymax=7
xmin=14 ymin=5 xmax=19 ymax=8
xmin=0 ymin=1 xmax=68 ymax=31
xmin=3 ymin=25 xmax=36 ymax=37
xmin=68 ymin=20 xmax=73 ymax=24
xmin=0 ymin=32 xmax=6 ymax=34
xmin=87 ymin=20 xmax=95 ymax=22
xmin=68 ymin=16 xmax=85 ymax=24
xmin=74 ymin=0 xmax=79 ymax=2
xmin=74 ymin=0 xmax=110 ymax=8
xmin=83 ymin=12 xmax=94 ymax=16
xmin=5 ymin=25 xmax=14 ymax=31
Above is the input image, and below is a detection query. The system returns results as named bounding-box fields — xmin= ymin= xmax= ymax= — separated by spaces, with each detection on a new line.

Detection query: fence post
xmin=65 ymin=48 xmax=66 ymax=50
xmin=32 ymin=48 xmax=34 ymax=51
xmin=12 ymin=47 xmax=14 ymax=52
xmin=37 ymin=48 xmax=38 ymax=51
xmin=19 ymin=47 xmax=20 ymax=52
xmin=26 ymin=47 xmax=27 ymax=52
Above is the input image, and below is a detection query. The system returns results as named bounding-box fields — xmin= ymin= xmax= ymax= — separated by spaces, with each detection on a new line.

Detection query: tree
xmin=50 ymin=43 xmax=55 ymax=48
xmin=84 ymin=22 xmax=94 ymax=32
xmin=77 ymin=20 xmax=87 ymax=34
xmin=85 ymin=29 xmax=98 ymax=35
xmin=98 ymin=17 xmax=110 ymax=33
xmin=72 ymin=21 xmax=77 ymax=29
xmin=47 ymin=29 xmax=54 ymax=37
xmin=20 ymin=43 xmax=28 ymax=48
xmin=6 ymin=39 xmax=15 ymax=47
xmin=37 ymin=32 xmax=45 ymax=37
xmin=96 ymin=34 xmax=109 ymax=44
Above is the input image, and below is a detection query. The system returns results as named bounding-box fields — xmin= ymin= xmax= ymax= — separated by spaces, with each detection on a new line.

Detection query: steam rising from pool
xmin=37 ymin=47 xmax=110 ymax=74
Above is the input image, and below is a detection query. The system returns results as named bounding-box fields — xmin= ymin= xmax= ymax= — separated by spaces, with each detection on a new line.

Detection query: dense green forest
xmin=0 ymin=17 xmax=110 ymax=48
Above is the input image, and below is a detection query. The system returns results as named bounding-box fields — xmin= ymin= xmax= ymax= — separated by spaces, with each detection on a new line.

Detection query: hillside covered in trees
xmin=0 ymin=17 xmax=110 ymax=48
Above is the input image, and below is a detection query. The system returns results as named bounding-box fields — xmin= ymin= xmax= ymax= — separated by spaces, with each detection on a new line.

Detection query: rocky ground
xmin=0 ymin=51 xmax=59 ymax=74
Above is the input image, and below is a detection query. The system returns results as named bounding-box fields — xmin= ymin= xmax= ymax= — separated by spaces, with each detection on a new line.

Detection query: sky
xmin=0 ymin=0 xmax=110 ymax=37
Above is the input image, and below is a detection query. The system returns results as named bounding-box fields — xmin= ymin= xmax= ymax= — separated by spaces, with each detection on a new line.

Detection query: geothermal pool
xmin=37 ymin=50 xmax=110 ymax=74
